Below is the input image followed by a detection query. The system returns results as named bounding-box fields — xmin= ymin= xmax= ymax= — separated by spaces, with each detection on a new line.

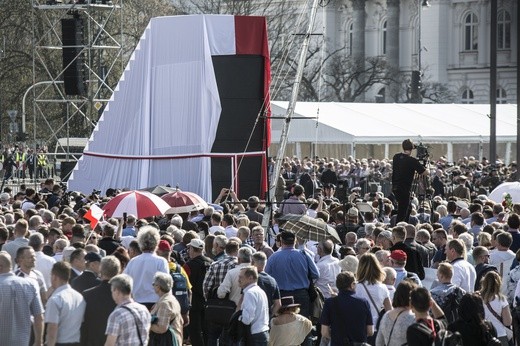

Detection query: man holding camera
xmin=392 ymin=139 xmax=427 ymax=223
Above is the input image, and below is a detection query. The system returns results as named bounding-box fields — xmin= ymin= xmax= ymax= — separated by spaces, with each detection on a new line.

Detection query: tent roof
xmin=270 ymin=102 xmax=518 ymax=144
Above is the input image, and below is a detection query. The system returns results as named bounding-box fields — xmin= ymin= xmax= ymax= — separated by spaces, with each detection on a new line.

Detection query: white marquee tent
xmin=270 ymin=101 xmax=518 ymax=162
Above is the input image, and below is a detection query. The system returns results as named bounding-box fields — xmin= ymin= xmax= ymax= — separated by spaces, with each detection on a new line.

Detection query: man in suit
xmin=389 ymin=226 xmax=425 ymax=280
xmin=81 ymin=255 xmax=120 ymax=346
xmin=68 ymin=248 xmax=86 ymax=283
xmin=452 ymin=175 xmax=471 ymax=200
xmin=71 ymin=252 xmax=101 ymax=293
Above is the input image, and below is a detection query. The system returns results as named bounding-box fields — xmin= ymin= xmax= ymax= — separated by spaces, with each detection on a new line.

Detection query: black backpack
xmin=408 ymin=319 xmax=463 ymax=346
xmin=171 ymin=264 xmax=190 ymax=314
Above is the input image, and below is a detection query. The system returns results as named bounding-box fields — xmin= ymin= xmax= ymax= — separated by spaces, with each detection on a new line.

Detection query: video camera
xmin=414 ymin=142 xmax=430 ymax=161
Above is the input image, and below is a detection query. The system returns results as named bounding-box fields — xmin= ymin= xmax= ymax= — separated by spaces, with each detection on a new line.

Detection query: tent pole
xmin=262 ymin=0 xmax=321 ymax=231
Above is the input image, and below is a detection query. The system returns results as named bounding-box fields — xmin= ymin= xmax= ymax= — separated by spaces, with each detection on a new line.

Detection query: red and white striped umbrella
xmin=161 ymin=190 xmax=209 ymax=214
xmin=102 ymin=190 xmax=171 ymax=219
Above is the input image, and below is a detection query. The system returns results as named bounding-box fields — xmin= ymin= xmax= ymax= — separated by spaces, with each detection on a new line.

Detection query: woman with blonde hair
xmin=355 ymin=253 xmax=392 ymax=343
xmin=480 ymin=271 xmax=512 ymax=345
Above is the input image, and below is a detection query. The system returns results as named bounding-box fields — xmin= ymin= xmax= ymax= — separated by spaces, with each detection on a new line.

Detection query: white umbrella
xmin=488 ymin=182 xmax=520 ymax=204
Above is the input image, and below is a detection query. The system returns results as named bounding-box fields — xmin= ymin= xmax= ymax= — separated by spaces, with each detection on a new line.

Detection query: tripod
xmin=407 ymin=158 xmax=432 ymax=220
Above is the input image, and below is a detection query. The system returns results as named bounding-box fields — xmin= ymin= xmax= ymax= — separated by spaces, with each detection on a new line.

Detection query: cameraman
xmin=392 ymin=139 xmax=427 ymax=223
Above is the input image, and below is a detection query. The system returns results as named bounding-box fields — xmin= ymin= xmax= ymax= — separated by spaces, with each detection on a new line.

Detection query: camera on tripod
xmin=414 ymin=142 xmax=430 ymax=161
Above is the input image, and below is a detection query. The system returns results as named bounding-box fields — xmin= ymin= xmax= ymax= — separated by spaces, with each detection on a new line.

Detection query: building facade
xmin=316 ymin=0 xmax=517 ymax=103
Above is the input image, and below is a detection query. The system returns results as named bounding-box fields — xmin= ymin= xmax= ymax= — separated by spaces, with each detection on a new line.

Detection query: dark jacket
xmin=71 ymin=270 xmax=101 ymax=293
xmin=98 ymin=237 xmax=121 ymax=255
xmin=81 ymin=281 xmax=117 ymax=346
xmin=391 ymin=241 xmax=425 ymax=280
xmin=184 ymin=255 xmax=212 ymax=307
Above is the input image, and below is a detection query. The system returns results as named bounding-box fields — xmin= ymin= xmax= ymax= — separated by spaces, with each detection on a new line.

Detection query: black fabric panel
xmin=211 ymin=55 xmax=266 ymax=200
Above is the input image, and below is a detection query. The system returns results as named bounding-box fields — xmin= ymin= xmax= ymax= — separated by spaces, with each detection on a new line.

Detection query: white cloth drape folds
xmin=68 ymin=15 xmax=231 ymax=201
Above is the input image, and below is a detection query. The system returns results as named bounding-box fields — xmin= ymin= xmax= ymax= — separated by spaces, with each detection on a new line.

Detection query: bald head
xmin=0 ymin=251 xmax=12 ymax=273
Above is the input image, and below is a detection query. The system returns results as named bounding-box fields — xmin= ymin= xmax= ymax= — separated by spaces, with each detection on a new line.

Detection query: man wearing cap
xmin=389 ymin=250 xmax=422 ymax=287
xmin=184 ymin=238 xmax=212 ymax=346
xmin=391 ymin=139 xmax=427 ymax=223
xmin=452 ymin=176 xmax=471 ymax=200
xmin=71 ymin=252 xmax=102 ymax=293
xmin=321 ymin=271 xmax=373 ymax=345
xmin=265 ymin=230 xmax=319 ymax=346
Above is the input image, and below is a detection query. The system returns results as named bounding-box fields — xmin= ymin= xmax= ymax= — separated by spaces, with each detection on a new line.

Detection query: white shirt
xmin=120 ymin=235 xmax=136 ymax=249
xmin=355 ymin=281 xmax=390 ymax=331
xmin=490 ymin=249 xmax=516 ymax=294
xmin=124 ymin=252 xmax=169 ymax=303
xmin=225 ymin=226 xmax=238 ymax=239
xmin=208 ymin=225 xmax=225 ymax=235
xmin=217 ymin=263 xmax=251 ymax=305
xmin=240 ymin=283 xmax=269 ymax=334
xmin=35 ymin=250 xmax=56 ymax=288
xmin=484 ymin=296 xmax=509 ymax=338
xmin=44 ymin=284 xmax=86 ymax=343
xmin=315 ymin=255 xmax=341 ymax=298
xmin=451 ymin=258 xmax=476 ymax=293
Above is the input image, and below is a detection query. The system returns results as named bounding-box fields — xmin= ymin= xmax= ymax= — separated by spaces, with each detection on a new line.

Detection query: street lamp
xmin=411 ymin=0 xmax=430 ymax=103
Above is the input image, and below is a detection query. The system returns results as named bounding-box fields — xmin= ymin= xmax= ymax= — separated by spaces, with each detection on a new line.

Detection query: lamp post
xmin=411 ymin=0 xmax=430 ymax=103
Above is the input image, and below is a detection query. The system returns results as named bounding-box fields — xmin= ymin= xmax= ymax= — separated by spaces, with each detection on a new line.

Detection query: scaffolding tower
xmin=29 ymin=0 xmax=123 ymax=149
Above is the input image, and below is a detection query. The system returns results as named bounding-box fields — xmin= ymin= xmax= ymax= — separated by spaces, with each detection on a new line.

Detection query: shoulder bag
xmin=485 ymin=300 xmax=513 ymax=341
xmin=385 ymin=309 xmax=405 ymax=346
xmin=120 ymin=305 xmax=144 ymax=346
xmin=204 ymin=287 xmax=237 ymax=327
xmin=361 ymin=282 xmax=386 ymax=329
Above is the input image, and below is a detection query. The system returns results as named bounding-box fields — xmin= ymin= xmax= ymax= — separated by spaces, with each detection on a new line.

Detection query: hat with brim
xmin=280 ymin=296 xmax=300 ymax=309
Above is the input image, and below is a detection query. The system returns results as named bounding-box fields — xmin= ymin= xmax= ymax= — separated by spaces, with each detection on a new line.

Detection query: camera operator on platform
xmin=392 ymin=139 xmax=427 ymax=223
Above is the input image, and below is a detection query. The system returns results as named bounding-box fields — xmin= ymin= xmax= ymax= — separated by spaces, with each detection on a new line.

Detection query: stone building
xmin=307 ymin=0 xmax=517 ymax=103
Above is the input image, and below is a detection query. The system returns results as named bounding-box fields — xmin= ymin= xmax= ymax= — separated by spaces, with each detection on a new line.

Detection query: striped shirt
xmin=0 ymin=272 xmax=44 ymax=345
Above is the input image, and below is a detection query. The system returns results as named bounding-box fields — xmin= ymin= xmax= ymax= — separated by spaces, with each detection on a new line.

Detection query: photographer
xmin=392 ymin=139 xmax=427 ymax=223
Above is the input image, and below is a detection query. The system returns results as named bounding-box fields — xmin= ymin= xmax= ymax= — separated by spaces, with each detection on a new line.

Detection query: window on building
xmin=497 ymin=88 xmax=507 ymax=104
xmin=382 ymin=21 xmax=387 ymax=55
xmin=497 ymin=10 xmax=511 ymax=50
xmin=376 ymin=88 xmax=386 ymax=103
xmin=464 ymin=12 xmax=478 ymax=51
xmin=461 ymin=89 xmax=474 ymax=104
xmin=348 ymin=22 xmax=353 ymax=56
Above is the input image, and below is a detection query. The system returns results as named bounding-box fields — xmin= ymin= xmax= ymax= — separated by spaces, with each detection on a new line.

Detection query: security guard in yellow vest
xmin=37 ymin=150 xmax=47 ymax=179
xmin=15 ymin=149 xmax=26 ymax=179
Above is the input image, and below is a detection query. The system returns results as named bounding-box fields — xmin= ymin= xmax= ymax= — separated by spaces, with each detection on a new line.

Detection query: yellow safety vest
xmin=37 ymin=154 xmax=47 ymax=166
xmin=15 ymin=152 xmax=26 ymax=162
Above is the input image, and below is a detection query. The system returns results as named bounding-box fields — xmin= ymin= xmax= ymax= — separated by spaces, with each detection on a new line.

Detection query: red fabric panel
xmin=234 ymin=15 xmax=271 ymax=197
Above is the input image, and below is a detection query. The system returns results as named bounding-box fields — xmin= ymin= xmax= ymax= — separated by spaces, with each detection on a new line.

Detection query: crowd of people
xmin=2 ymin=141 xmax=520 ymax=345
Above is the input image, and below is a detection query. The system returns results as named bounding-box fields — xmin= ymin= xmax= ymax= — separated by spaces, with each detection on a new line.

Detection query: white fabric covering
xmin=68 ymin=15 xmax=238 ymax=201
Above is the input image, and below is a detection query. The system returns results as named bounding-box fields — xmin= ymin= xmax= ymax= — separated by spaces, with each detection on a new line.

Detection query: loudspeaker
xmin=60 ymin=161 xmax=76 ymax=182
xmin=210 ymin=55 xmax=267 ymax=199
xmin=62 ymin=18 xmax=86 ymax=96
